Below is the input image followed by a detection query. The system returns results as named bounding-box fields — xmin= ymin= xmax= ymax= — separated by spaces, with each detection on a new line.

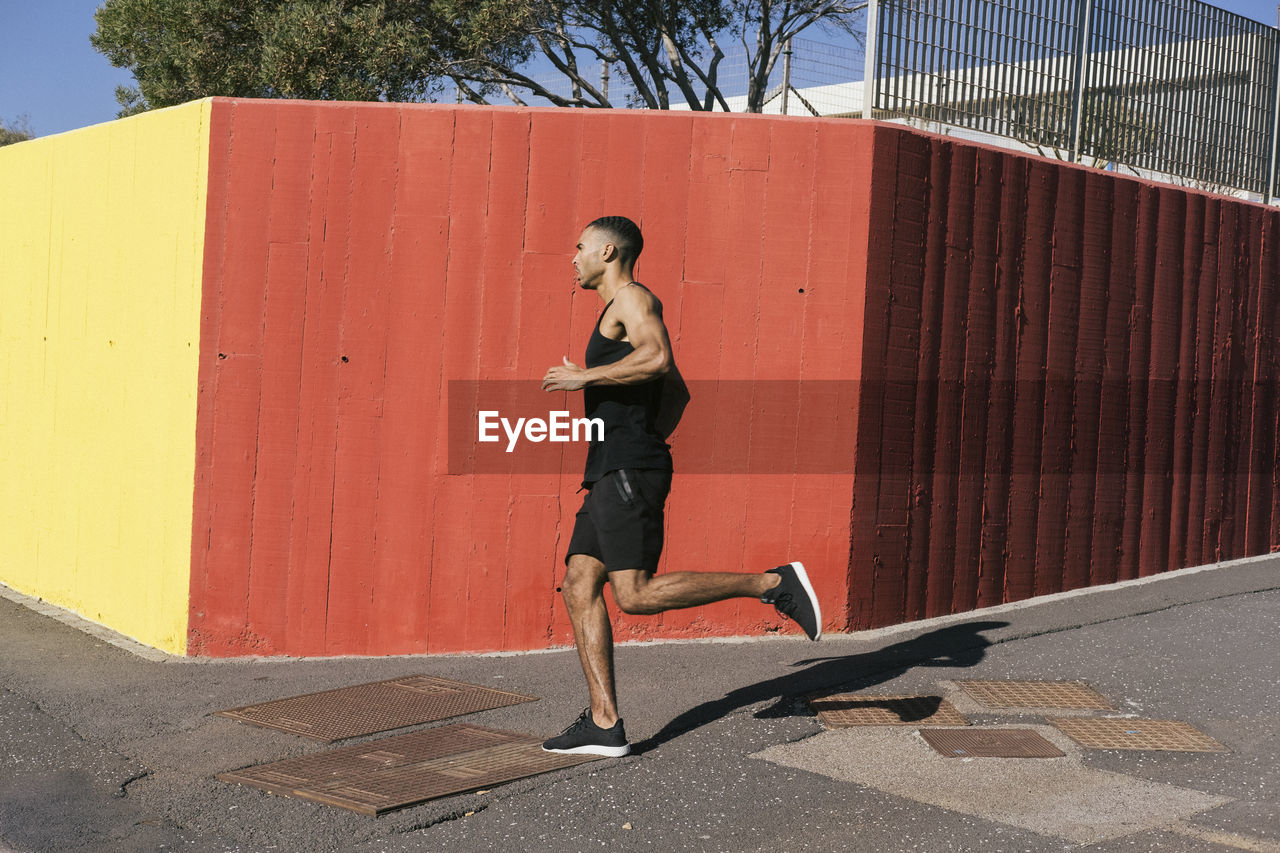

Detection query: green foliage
xmin=0 ymin=115 xmax=35 ymax=146
xmin=91 ymin=0 xmax=865 ymax=115
xmin=255 ymin=2 xmax=439 ymax=100
xmin=92 ymin=0 xmax=261 ymax=113
xmin=113 ymin=85 xmax=151 ymax=118
xmin=91 ymin=0 xmax=452 ymax=115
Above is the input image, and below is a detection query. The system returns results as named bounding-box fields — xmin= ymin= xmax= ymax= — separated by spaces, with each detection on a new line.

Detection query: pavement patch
xmin=753 ymin=726 xmax=1230 ymax=844
xmin=1049 ymin=717 xmax=1229 ymax=752
xmin=958 ymin=679 xmax=1113 ymax=710
xmin=1167 ymin=820 xmax=1280 ymax=852
xmin=807 ymin=694 xmax=968 ymax=728
xmin=213 ymin=675 xmax=537 ymax=741
xmin=920 ymin=728 xmax=1066 ymax=758
xmin=217 ymin=723 xmax=599 ymax=815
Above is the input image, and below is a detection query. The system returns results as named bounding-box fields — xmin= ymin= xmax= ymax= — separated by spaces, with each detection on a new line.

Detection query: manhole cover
xmin=958 ymin=680 xmax=1113 ymax=710
xmin=808 ymin=694 xmax=968 ymax=728
xmin=214 ymin=675 xmax=537 ymax=741
xmin=921 ymin=728 xmax=1066 ymax=758
xmin=1048 ymin=718 xmax=1228 ymax=752
xmin=217 ymin=723 xmax=600 ymax=814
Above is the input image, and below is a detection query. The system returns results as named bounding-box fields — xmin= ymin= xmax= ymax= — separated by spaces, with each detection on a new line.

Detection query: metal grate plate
xmin=808 ymin=694 xmax=968 ymax=728
xmin=921 ymin=728 xmax=1066 ymax=758
xmin=958 ymin=680 xmax=1113 ymax=710
xmin=1048 ymin=718 xmax=1228 ymax=752
xmin=214 ymin=675 xmax=538 ymax=741
xmin=217 ymin=723 xmax=600 ymax=814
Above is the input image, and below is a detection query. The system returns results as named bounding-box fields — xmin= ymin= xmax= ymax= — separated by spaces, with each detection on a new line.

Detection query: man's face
xmin=573 ymin=227 xmax=608 ymax=289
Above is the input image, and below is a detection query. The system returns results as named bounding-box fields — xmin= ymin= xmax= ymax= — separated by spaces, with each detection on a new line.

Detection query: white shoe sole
xmin=542 ymin=743 xmax=631 ymax=757
xmin=789 ymin=561 xmax=822 ymax=641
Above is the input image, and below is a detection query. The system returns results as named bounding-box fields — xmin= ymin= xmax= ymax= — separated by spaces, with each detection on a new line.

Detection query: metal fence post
xmin=863 ymin=0 xmax=879 ymax=120
xmin=782 ymin=38 xmax=793 ymax=115
xmin=1266 ymin=37 xmax=1280 ymax=203
xmin=1067 ymin=0 xmax=1095 ymax=162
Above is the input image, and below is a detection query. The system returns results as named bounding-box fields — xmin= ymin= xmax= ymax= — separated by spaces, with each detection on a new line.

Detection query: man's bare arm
xmin=542 ymin=287 xmax=673 ymax=391
xmin=655 ymin=361 xmax=690 ymax=439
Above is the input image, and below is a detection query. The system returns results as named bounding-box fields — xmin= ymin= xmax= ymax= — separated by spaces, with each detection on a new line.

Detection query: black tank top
xmin=581 ymin=286 xmax=673 ymax=486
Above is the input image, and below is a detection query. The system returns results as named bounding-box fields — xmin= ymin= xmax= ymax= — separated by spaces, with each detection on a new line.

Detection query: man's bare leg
xmin=608 ymin=568 xmax=778 ymax=616
xmin=560 ymin=558 xmax=783 ymax=727
xmin=561 ymin=554 xmax=622 ymax=726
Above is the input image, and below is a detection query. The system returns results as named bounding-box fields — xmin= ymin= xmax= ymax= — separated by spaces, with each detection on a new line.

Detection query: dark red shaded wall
xmin=188 ymin=98 xmax=1279 ymax=656
xmin=189 ymin=100 xmax=873 ymax=656
xmin=849 ymin=130 xmax=1280 ymax=629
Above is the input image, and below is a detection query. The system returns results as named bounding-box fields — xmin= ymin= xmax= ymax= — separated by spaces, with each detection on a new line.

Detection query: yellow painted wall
xmin=0 ymin=100 xmax=211 ymax=654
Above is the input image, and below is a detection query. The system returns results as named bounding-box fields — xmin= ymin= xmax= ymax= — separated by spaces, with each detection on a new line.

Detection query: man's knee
xmin=562 ymin=555 xmax=606 ymax=607
xmin=612 ymin=591 xmax=655 ymax=615
xmin=610 ymin=572 xmax=657 ymax=615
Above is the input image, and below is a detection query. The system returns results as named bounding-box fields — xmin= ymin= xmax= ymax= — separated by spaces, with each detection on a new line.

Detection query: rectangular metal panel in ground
xmin=957 ymin=680 xmax=1113 ymax=710
xmin=921 ymin=728 xmax=1067 ymax=758
xmin=217 ymin=723 xmax=600 ymax=814
xmin=214 ymin=675 xmax=538 ymax=741
xmin=1048 ymin=718 xmax=1228 ymax=752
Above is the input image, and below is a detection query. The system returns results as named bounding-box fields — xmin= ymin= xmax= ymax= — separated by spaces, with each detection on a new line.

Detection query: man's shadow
xmin=632 ymin=620 xmax=1009 ymax=754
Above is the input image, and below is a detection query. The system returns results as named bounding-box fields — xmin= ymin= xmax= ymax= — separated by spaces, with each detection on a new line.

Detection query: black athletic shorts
xmin=565 ymin=468 xmax=673 ymax=572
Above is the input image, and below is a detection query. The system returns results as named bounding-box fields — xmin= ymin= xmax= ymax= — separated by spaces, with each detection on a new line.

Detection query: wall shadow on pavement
xmin=631 ymin=620 xmax=1009 ymax=754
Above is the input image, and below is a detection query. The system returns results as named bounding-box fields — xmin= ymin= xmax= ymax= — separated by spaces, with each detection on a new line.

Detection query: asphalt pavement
xmin=0 ymin=556 xmax=1277 ymax=853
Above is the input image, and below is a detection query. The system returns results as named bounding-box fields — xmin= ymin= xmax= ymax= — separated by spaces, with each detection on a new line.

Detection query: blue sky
xmin=3 ymin=0 xmax=1279 ymax=137
xmin=0 ymin=1 xmax=134 ymax=136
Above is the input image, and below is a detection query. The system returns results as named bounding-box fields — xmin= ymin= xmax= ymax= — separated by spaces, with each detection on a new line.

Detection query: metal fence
xmin=868 ymin=0 xmax=1280 ymax=199
xmin=466 ymin=0 xmax=1280 ymax=199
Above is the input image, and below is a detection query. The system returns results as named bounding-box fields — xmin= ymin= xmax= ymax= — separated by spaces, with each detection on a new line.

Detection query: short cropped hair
xmin=587 ymin=215 xmax=644 ymax=264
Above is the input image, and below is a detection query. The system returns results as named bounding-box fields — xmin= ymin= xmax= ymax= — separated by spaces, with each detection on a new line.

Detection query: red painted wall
xmin=189 ymin=100 xmax=873 ymax=656
xmin=849 ymin=131 xmax=1280 ymax=628
xmin=188 ymin=99 xmax=1280 ymax=656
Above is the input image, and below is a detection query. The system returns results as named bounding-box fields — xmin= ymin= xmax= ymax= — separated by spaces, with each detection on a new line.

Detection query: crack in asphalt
xmin=117 ymin=770 xmax=152 ymax=798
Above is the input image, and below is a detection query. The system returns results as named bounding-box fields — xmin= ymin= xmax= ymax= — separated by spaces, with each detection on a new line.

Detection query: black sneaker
xmin=542 ymin=709 xmax=631 ymax=757
xmin=762 ymin=561 xmax=822 ymax=640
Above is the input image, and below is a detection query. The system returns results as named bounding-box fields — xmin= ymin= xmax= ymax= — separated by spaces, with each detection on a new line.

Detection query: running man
xmin=539 ymin=215 xmax=822 ymax=757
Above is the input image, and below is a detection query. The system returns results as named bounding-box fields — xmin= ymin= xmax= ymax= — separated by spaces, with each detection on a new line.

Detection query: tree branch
xmin=661 ymin=30 xmax=706 ymax=109
xmin=686 ymin=26 xmax=732 ymax=111
xmin=449 ymin=61 xmax=600 ymax=108
xmin=498 ymin=80 xmax=529 ymax=106
xmin=452 ymin=76 xmax=492 ymax=105
xmin=552 ymin=19 xmax=583 ymax=101
xmin=614 ymin=4 xmax=672 ymax=108
xmin=594 ymin=6 xmax=661 ymax=108
xmin=526 ymin=26 xmax=618 ymax=64
xmin=531 ymin=31 xmax=610 ymax=105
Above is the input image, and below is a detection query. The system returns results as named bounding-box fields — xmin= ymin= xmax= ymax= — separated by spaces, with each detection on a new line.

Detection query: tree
xmin=0 ymin=115 xmax=35 ymax=146
xmin=92 ymin=0 xmax=865 ymax=116
xmin=443 ymin=0 xmax=866 ymax=112
xmin=91 ymin=0 xmax=455 ymax=116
